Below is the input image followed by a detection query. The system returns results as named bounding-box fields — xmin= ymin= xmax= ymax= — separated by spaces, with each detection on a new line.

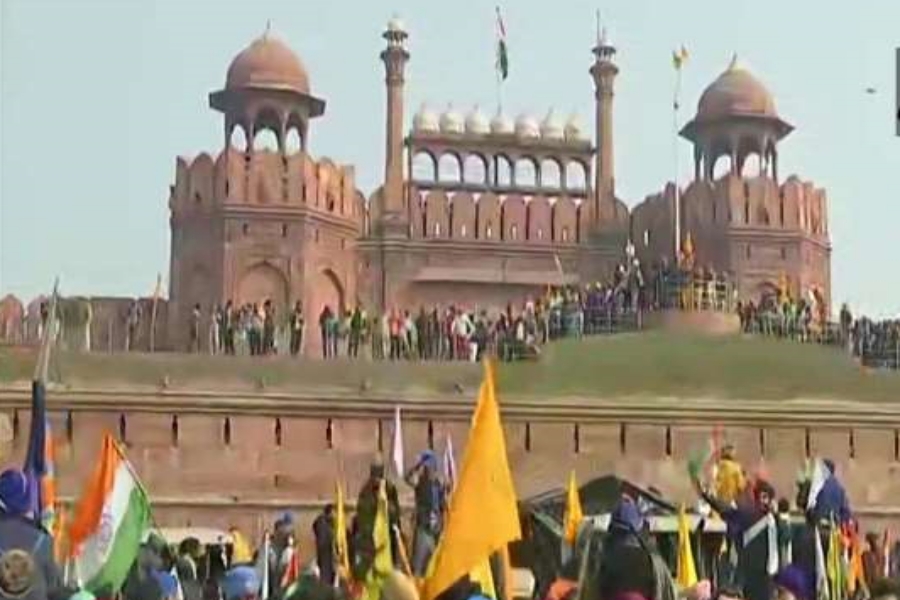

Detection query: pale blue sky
xmin=1 ymin=0 xmax=898 ymax=316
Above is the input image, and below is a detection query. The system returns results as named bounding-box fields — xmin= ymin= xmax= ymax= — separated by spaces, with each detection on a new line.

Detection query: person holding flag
xmin=404 ymin=450 xmax=447 ymax=577
xmin=0 ymin=468 xmax=67 ymax=600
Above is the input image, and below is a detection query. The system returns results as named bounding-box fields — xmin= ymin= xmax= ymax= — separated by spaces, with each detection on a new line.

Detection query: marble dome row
xmin=413 ymin=104 xmax=586 ymax=141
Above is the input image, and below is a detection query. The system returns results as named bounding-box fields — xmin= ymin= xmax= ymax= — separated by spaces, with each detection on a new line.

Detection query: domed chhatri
xmin=465 ymin=106 xmax=490 ymax=134
xmin=515 ymin=113 xmax=540 ymax=138
xmin=695 ymin=56 xmax=777 ymax=121
xmin=226 ymin=33 xmax=311 ymax=94
xmin=439 ymin=105 xmax=464 ymax=134
xmin=490 ymin=111 xmax=514 ymax=134
xmin=413 ymin=103 xmax=439 ymax=133
xmin=564 ymin=113 xmax=584 ymax=141
xmin=540 ymin=109 xmax=564 ymax=140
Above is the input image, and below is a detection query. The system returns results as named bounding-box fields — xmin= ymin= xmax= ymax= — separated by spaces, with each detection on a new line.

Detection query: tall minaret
xmin=589 ymin=27 xmax=618 ymax=227
xmin=380 ymin=17 xmax=409 ymax=230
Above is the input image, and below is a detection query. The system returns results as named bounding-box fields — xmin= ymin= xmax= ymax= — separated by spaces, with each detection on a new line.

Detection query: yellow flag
xmin=676 ymin=504 xmax=698 ymax=589
xmin=229 ymin=528 xmax=254 ymax=564
xmin=672 ymin=45 xmax=689 ymax=70
xmin=361 ymin=480 xmax=394 ymax=600
xmin=422 ymin=361 xmax=522 ymax=600
xmin=563 ymin=470 xmax=583 ymax=545
xmin=470 ymin=559 xmax=497 ymax=599
xmin=335 ymin=479 xmax=351 ymax=579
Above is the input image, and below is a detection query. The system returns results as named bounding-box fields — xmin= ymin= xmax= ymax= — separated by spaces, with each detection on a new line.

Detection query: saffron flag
xmin=672 ymin=45 xmax=689 ymax=70
xmin=676 ymin=505 xmax=698 ymax=589
xmin=495 ymin=7 xmax=509 ymax=80
xmin=422 ymin=360 xmax=521 ymax=600
xmin=68 ymin=434 xmax=152 ymax=593
xmin=361 ymin=480 xmax=393 ymax=600
xmin=229 ymin=528 xmax=254 ymax=565
xmin=391 ymin=406 xmax=405 ymax=479
xmin=563 ymin=471 xmax=583 ymax=546
xmin=335 ymin=479 xmax=351 ymax=581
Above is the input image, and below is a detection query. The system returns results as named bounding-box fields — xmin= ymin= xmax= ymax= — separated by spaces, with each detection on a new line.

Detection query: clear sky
xmin=1 ymin=0 xmax=898 ymax=317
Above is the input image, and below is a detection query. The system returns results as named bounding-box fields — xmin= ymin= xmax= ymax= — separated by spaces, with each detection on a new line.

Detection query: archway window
xmin=565 ymin=162 xmax=587 ymax=190
xmin=230 ymin=125 xmax=248 ymax=152
xmin=412 ymin=152 xmax=437 ymax=181
xmin=495 ymin=156 xmax=513 ymax=186
xmin=284 ymin=128 xmax=302 ymax=155
xmin=743 ymin=153 xmax=762 ymax=177
xmin=438 ymin=154 xmax=462 ymax=183
xmin=515 ymin=158 xmax=537 ymax=187
xmin=712 ymin=155 xmax=731 ymax=179
xmin=463 ymin=155 xmax=488 ymax=185
xmin=253 ymin=128 xmax=279 ymax=152
xmin=541 ymin=159 xmax=562 ymax=188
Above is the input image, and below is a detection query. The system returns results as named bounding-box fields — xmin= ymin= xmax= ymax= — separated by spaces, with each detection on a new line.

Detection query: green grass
xmin=1 ymin=334 xmax=898 ymax=400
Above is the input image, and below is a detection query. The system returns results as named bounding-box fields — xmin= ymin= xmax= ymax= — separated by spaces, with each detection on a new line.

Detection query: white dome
xmin=387 ymin=16 xmax=406 ymax=33
xmin=465 ymin=106 xmax=490 ymax=134
xmin=515 ymin=113 xmax=540 ymax=138
xmin=413 ymin=103 xmax=439 ymax=133
xmin=440 ymin=105 xmax=464 ymax=134
xmin=490 ymin=111 xmax=514 ymax=134
xmin=540 ymin=109 xmax=564 ymax=140
xmin=564 ymin=113 xmax=585 ymax=140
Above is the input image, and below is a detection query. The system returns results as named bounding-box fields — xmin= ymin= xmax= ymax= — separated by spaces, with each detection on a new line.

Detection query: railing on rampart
xmin=653 ymin=272 xmax=737 ymax=313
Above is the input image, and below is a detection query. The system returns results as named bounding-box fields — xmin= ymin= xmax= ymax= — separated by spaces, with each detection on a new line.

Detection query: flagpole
xmin=673 ymin=63 xmax=683 ymax=262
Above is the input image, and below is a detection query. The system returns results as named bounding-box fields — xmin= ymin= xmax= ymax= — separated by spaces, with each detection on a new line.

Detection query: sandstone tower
xmin=168 ymin=31 xmax=362 ymax=352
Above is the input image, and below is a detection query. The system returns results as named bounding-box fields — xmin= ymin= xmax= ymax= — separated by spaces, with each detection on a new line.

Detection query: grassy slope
xmin=0 ymin=334 xmax=897 ymax=400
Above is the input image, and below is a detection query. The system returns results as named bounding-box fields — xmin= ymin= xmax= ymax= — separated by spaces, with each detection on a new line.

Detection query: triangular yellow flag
xmin=676 ymin=504 xmax=698 ymax=588
xmin=422 ymin=360 xmax=521 ymax=600
xmin=563 ymin=470 xmax=583 ymax=545
xmin=335 ymin=479 xmax=351 ymax=579
xmin=361 ymin=480 xmax=394 ymax=600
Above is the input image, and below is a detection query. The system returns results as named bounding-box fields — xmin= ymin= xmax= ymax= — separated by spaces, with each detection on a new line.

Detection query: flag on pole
xmin=68 ymin=434 xmax=152 ymax=593
xmin=256 ymin=533 xmax=271 ymax=600
xmin=422 ymin=360 xmax=521 ymax=600
xmin=335 ymin=479 xmax=351 ymax=583
xmin=495 ymin=7 xmax=509 ymax=80
xmin=672 ymin=45 xmax=689 ymax=70
xmin=360 ymin=480 xmax=394 ymax=600
xmin=229 ymin=527 xmax=254 ymax=565
xmin=391 ymin=406 xmax=405 ymax=479
xmin=442 ymin=434 xmax=457 ymax=492
xmin=563 ymin=471 xmax=583 ymax=546
xmin=676 ymin=505 xmax=699 ymax=588
xmin=24 ymin=281 xmax=60 ymax=533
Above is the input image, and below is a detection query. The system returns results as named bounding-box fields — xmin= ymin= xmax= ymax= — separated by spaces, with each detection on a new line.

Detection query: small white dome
xmin=490 ymin=111 xmax=514 ymax=134
xmin=540 ymin=109 xmax=564 ymax=140
xmin=440 ymin=104 xmax=464 ymax=134
xmin=413 ymin=103 xmax=439 ymax=133
xmin=564 ymin=113 xmax=585 ymax=140
xmin=515 ymin=113 xmax=540 ymax=138
xmin=465 ymin=106 xmax=490 ymax=134
xmin=387 ymin=16 xmax=406 ymax=33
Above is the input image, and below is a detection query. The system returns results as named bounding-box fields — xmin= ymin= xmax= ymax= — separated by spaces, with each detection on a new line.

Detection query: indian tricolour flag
xmin=68 ymin=433 xmax=152 ymax=593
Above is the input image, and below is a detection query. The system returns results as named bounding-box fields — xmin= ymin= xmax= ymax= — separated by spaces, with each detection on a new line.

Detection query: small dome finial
xmin=728 ymin=53 xmax=738 ymax=70
xmin=264 ymin=20 xmax=272 ymax=38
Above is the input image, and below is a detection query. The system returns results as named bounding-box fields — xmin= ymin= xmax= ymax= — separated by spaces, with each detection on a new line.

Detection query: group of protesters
xmin=183 ymin=277 xmax=645 ymax=363
xmin=736 ymin=295 xmax=899 ymax=370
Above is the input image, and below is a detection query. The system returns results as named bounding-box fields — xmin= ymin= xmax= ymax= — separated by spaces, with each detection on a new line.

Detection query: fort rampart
xmin=1 ymin=388 xmax=898 ymax=543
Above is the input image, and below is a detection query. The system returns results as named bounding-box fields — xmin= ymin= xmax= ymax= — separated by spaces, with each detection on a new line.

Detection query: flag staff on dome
xmin=672 ymin=44 xmax=689 ymax=262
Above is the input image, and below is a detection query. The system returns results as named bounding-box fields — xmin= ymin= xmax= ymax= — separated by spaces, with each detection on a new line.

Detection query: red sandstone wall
xmin=2 ymin=407 xmax=898 ymax=544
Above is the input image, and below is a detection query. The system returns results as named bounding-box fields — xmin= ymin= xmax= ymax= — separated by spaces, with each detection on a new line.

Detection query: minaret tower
xmin=380 ymin=17 xmax=410 ymax=235
xmin=589 ymin=27 xmax=618 ymax=228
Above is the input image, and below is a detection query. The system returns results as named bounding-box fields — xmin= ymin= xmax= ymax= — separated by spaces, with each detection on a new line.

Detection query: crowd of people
xmin=183 ymin=281 xmax=645 ymax=363
xmin=737 ymin=296 xmax=899 ymax=370
xmin=4 ymin=439 xmax=898 ymax=600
